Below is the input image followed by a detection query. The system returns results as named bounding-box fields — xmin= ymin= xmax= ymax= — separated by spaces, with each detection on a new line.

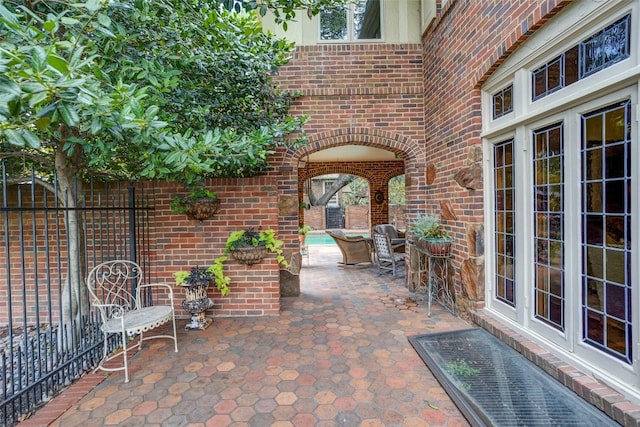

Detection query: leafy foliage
xmin=0 ymin=0 xmax=324 ymax=186
xmin=224 ymin=227 xmax=287 ymax=266
xmin=174 ymin=227 xmax=286 ymax=295
xmin=174 ymin=262 xmax=230 ymax=296
xmin=388 ymin=175 xmax=405 ymax=205
xmin=298 ymin=225 xmax=312 ymax=235
xmin=410 ymin=214 xmax=450 ymax=240
xmin=222 ymin=0 xmax=352 ymax=30
xmin=169 ymin=188 xmax=217 ymax=213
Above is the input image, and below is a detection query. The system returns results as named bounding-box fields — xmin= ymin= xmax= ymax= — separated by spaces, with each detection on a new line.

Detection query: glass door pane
xmin=494 ymin=140 xmax=516 ymax=306
xmin=533 ymin=123 xmax=565 ymax=330
xmin=581 ymin=100 xmax=632 ymax=363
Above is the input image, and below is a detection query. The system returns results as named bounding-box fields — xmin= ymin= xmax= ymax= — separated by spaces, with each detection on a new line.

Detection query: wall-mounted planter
xmin=230 ymin=246 xmax=268 ymax=265
xmin=184 ymin=197 xmax=220 ymax=221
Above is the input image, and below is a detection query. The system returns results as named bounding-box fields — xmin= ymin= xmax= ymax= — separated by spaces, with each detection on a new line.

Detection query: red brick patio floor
xmin=19 ymin=244 xmax=640 ymax=426
xmin=21 ymin=245 xmax=474 ymax=426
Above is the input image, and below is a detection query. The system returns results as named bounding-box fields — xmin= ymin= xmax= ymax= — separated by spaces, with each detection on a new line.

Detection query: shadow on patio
xmin=25 ymin=245 xmax=472 ymax=427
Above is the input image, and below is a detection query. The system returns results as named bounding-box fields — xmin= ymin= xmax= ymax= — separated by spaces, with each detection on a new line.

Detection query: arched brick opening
xmin=287 ymin=128 xmax=422 ymax=228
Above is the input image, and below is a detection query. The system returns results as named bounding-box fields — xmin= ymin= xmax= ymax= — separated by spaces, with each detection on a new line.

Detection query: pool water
xmin=304 ymin=232 xmax=369 ymax=246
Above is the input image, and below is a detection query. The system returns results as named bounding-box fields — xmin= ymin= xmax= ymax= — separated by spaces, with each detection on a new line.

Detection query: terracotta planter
xmin=230 ymin=245 xmax=268 ymax=265
xmin=182 ymin=282 xmax=214 ymax=330
xmin=424 ymin=238 xmax=452 ymax=256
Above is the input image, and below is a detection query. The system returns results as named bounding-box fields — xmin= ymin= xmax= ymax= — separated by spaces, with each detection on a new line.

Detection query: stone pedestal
xmin=182 ymin=284 xmax=214 ymax=330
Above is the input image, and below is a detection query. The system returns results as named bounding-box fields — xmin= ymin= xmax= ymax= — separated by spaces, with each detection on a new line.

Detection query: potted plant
xmin=409 ymin=214 xmax=452 ymax=256
xmin=224 ymin=227 xmax=288 ymax=266
xmin=170 ymin=187 xmax=220 ymax=221
xmin=174 ymin=263 xmax=229 ymax=330
xmin=298 ymin=225 xmax=313 ymax=246
xmin=299 ymin=200 xmax=310 ymax=210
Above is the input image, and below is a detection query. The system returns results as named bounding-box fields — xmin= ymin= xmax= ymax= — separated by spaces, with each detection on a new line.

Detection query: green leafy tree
xmin=389 ymin=175 xmax=405 ymax=205
xmin=343 ymin=176 xmax=369 ymax=206
xmin=0 ymin=0 xmax=348 ymax=347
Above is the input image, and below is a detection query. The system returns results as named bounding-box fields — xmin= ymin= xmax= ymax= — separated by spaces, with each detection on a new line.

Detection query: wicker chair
xmin=87 ymin=260 xmax=178 ymax=382
xmin=372 ymin=233 xmax=405 ymax=276
xmin=326 ymin=230 xmax=373 ymax=266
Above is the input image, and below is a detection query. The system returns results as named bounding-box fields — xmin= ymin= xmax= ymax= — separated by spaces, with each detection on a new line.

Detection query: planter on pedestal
xmin=424 ymin=237 xmax=452 ymax=256
xmin=181 ymin=282 xmax=214 ymax=331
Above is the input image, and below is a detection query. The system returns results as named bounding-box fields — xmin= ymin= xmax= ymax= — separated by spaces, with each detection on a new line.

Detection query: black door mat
xmin=408 ymin=328 xmax=620 ymax=426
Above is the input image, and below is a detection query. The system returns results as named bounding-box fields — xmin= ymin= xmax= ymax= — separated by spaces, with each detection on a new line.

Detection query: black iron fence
xmin=0 ymin=164 xmax=154 ymax=427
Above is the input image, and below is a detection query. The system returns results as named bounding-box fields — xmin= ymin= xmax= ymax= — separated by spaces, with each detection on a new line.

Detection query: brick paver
xmin=22 ymin=245 xmax=472 ymax=426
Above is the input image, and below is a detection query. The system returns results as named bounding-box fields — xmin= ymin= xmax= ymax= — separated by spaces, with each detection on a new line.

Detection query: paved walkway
xmin=25 ymin=245 xmax=472 ymax=426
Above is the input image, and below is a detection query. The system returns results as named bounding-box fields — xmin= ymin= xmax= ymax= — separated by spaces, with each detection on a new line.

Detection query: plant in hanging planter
xmin=409 ymin=214 xmax=452 ymax=256
xmin=298 ymin=225 xmax=313 ymax=246
xmin=170 ymin=187 xmax=220 ymax=221
xmin=174 ymin=262 xmax=230 ymax=330
xmin=225 ymin=227 xmax=289 ymax=266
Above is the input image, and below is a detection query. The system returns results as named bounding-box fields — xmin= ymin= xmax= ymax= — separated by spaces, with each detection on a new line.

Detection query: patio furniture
xmin=372 ymin=232 xmax=405 ymax=276
xmin=87 ymin=260 xmax=178 ymax=383
xmin=372 ymin=224 xmax=405 ymax=252
xmin=326 ymin=230 xmax=373 ymax=266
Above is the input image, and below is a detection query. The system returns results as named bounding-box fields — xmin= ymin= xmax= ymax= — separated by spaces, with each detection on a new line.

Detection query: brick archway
xmin=289 ymin=128 xmax=422 ymax=227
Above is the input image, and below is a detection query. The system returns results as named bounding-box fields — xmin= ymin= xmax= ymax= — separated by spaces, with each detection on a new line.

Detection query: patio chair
xmin=372 ymin=233 xmax=405 ymax=276
xmin=87 ymin=260 xmax=178 ymax=382
xmin=372 ymin=224 xmax=405 ymax=252
xmin=326 ymin=230 xmax=373 ymax=266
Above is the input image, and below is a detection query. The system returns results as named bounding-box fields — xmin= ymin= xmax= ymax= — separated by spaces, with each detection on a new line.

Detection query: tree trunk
xmin=308 ymin=174 xmax=355 ymax=206
xmin=55 ymin=147 xmax=88 ymax=352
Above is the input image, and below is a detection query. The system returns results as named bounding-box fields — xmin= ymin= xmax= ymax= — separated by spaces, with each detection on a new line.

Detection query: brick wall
xmin=273 ymin=43 xmax=426 ymax=219
xmin=345 ymin=205 xmax=370 ymax=230
xmin=420 ymin=0 xmax=571 ymax=310
xmin=1 ymin=177 xmax=282 ymax=325
xmin=152 ymin=178 xmax=281 ymax=317
xmin=301 ymin=204 xmax=405 ymax=231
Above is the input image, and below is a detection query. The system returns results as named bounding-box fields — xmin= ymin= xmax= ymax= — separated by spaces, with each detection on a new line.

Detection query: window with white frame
xmin=320 ymin=0 xmax=381 ymax=41
xmin=483 ymin=1 xmax=639 ymax=394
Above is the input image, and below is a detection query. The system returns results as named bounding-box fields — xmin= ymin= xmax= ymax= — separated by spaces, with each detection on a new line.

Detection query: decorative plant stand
xmin=230 ymin=246 xmax=268 ymax=265
xmin=181 ymin=283 xmax=214 ymax=330
xmin=184 ymin=197 xmax=220 ymax=221
xmin=409 ymin=241 xmax=455 ymax=317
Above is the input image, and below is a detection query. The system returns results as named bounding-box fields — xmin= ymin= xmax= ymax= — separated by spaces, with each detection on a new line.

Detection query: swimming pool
xmin=304 ymin=232 xmax=369 ymax=246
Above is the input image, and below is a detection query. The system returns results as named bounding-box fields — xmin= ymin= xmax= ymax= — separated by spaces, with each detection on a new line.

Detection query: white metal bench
xmin=87 ymin=260 xmax=178 ymax=382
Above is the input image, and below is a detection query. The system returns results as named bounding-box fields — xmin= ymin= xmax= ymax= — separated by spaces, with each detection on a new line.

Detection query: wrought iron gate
xmin=325 ymin=206 xmax=344 ymax=229
xmin=0 ymin=164 xmax=154 ymax=427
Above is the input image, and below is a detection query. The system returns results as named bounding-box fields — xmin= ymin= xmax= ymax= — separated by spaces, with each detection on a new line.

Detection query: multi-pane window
xmin=485 ymin=2 xmax=639 ymax=397
xmin=492 ymin=85 xmax=513 ymax=119
xmin=581 ymin=100 xmax=632 ymax=363
xmin=494 ymin=140 xmax=516 ymax=306
xmin=320 ymin=0 xmax=381 ymax=41
xmin=532 ymin=15 xmax=630 ymax=101
xmin=533 ymin=123 xmax=565 ymax=330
